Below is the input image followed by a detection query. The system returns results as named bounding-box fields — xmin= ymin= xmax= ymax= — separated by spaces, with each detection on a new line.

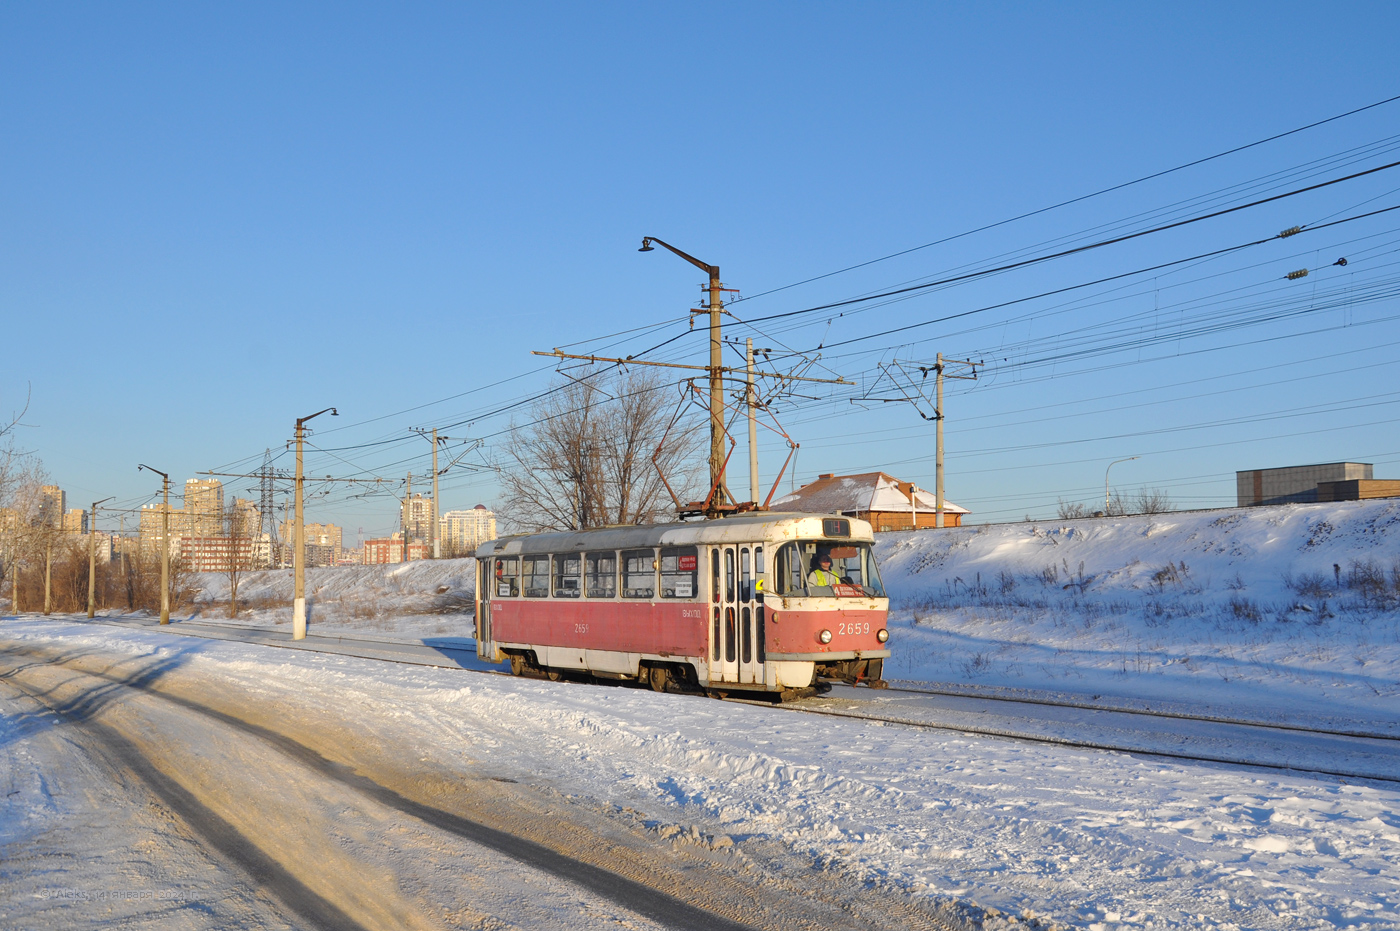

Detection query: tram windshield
xmin=774 ymin=541 xmax=886 ymax=597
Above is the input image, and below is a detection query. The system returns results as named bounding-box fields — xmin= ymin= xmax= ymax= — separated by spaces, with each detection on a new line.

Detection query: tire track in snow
xmin=5 ymin=643 xmax=950 ymax=931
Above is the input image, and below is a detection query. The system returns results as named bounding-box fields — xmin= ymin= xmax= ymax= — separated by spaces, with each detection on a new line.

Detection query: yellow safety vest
xmin=809 ymin=568 xmax=841 ymax=587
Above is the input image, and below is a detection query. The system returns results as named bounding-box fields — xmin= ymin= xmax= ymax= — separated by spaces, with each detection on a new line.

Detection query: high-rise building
xmin=401 ymin=494 xmax=434 ymax=543
xmin=184 ymin=479 xmax=224 ymax=536
xmin=62 ymin=508 xmax=88 ymax=534
xmin=227 ymin=497 xmax=261 ymax=536
xmin=38 ymin=485 xmax=65 ymax=528
xmin=139 ymin=502 xmax=189 ymax=556
xmin=364 ymin=534 xmax=430 ymax=565
xmin=276 ymin=520 xmax=342 ymax=567
xmin=277 ymin=521 xmax=342 ymax=551
xmin=440 ymin=505 xmax=496 ymax=554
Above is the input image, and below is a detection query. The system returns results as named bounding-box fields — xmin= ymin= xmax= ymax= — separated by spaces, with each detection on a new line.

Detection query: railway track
xmin=52 ymin=615 xmax=1400 ymax=785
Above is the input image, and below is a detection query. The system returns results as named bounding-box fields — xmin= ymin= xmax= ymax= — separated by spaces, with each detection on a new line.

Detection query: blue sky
xmin=3 ymin=3 xmax=1399 ymax=538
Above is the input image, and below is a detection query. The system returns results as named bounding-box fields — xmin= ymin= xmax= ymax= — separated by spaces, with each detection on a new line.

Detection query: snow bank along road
xmin=0 ymin=621 xmax=970 ymax=931
xmin=103 ymin=615 xmax=1400 ymax=784
xmin=4 ymin=617 xmax=1399 ymax=930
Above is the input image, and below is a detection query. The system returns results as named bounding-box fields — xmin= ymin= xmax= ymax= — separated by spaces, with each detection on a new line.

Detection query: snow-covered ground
xmin=184 ymin=558 xmax=478 ymax=639
xmin=878 ymin=499 xmax=1400 ymax=727
xmin=4 ymin=499 xmax=1398 ymax=928
xmin=2 ymin=617 xmax=1397 ymax=930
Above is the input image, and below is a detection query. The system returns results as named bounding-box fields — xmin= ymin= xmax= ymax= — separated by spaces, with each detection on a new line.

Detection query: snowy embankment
xmin=876 ymin=499 xmax=1400 ymax=725
xmin=186 ymin=558 xmax=477 ymax=638
xmin=180 ymin=500 xmax=1400 ymax=723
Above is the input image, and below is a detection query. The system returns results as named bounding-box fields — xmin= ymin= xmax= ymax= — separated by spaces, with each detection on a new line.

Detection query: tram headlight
xmin=876 ymin=628 xmax=889 ymax=643
xmin=818 ymin=629 xmax=833 ymax=644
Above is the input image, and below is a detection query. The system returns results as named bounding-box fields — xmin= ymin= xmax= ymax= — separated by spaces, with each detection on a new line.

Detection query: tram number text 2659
xmin=838 ymin=621 xmax=871 ymax=636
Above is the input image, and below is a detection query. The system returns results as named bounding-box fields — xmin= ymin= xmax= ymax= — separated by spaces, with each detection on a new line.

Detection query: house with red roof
xmin=768 ymin=472 xmax=969 ymax=530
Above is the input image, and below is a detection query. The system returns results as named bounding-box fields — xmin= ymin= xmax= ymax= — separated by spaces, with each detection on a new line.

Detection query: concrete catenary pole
xmin=431 ymin=429 xmax=440 ymax=559
xmin=639 ymin=237 xmax=730 ymax=513
xmin=403 ymin=472 xmax=412 ymax=563
xmin=747 ymin=339 xmax=759 ymax=503
xmin=935 ymin=353 xmax=945 ymax=529
xmin=43 ymin=536 xmax=52 ymax=615
xmin=88 ymin=497 xmax=113 ymax=618
xmin=293 ymin=407 xmax=336 ymax=640
xmin=139 ymin=465 xmax=172 ymax=624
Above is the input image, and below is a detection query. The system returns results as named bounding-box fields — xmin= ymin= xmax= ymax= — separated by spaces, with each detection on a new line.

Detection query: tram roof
xmin=476 ymin=512 xmax=875 ymax=557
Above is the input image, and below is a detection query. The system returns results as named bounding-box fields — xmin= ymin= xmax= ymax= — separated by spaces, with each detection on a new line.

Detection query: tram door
xmin=476 ymin=559 xmax=491 ymax=651
xmin=710 ymin=545 xmax=764 ymax=685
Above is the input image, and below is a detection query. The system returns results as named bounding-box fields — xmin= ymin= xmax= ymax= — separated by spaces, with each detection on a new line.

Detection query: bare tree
xmin=1056 ymin=498 xmax=1091 ymax=519
xmin=1105 ymin=487 xmax=1174 ymax=517
xmin=221 ymin=501 xmax=257 ymax=617
xmin=498 ymin=368 xmax=703 ymax=532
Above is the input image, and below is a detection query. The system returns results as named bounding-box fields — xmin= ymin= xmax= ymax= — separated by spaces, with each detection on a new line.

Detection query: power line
xmin=729 ymin=92 xmax=1400 ymax=305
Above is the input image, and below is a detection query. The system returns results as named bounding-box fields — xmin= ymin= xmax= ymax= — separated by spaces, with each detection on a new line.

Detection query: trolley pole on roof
xmin=639 ymin=237 xmax=731 ymax=512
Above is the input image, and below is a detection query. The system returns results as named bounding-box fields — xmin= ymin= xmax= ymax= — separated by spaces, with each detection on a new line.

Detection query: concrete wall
xmin=1316 ymin=479 xmax=1400 ymax=502
xmin=1236 ymin=462 xmax=1372 ymax=506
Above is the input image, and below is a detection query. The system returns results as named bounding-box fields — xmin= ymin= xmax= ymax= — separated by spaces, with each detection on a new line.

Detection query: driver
xmin=807 ymin=552 xmax=844 ymax=588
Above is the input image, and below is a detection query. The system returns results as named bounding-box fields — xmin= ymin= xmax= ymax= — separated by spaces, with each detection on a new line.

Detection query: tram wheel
xmin=647 ymin=665 xmax=669 ymax=693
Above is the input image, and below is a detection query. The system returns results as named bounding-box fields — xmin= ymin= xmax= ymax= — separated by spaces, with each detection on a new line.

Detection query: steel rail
xmin=50 ymin=616 xmax=1400 ymax=785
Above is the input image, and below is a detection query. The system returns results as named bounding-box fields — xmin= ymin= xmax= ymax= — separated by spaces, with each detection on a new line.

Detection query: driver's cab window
xmin=776 ymin=541 xmax=885 ymax=597
xmin=776 ymin=543 xmax=806 ymax=596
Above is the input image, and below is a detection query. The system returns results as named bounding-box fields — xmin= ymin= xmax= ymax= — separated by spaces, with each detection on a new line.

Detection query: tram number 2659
xmin=837 ymin=621 xmax=870 ymax=636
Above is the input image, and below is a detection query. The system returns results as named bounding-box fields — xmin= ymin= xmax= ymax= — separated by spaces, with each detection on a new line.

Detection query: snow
xmin=3 ymin=498 xmax=1400 ymax=929
xmin=877 ymin=499 xmax=1400 ymax=728
xmin=187 ymin=558 xmax=477 ymax=639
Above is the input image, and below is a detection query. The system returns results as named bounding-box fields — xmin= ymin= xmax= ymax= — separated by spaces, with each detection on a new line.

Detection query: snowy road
xmin=4 ymin=615 xmax=1399 ymax=930
xmin=100 ymin=615 xmax=1400 ymax=784
xmin=0 ymin=621 xmax=969 ymax=931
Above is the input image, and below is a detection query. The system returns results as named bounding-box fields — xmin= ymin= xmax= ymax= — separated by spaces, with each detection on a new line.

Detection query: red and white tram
xmin=475 ymin=512 xmax=890 ymax=697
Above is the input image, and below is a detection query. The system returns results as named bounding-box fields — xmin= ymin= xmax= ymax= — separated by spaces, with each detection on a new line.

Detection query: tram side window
xmin=522 ymin=556 xmax=550 ymax=598
xmin=586 ymin=551 xmax=617 ymax=598
xmin=621 ymin=549 xmax=656 ymax=598
xmin=659 ymin=546 xmax=698 ymax=599
xmin=775 ymin=542 xmax=806 ymax=596
xmin=494 ymin=557 xmax=519 ymax=597
xmin=553 ymin=554 xmax=582 ymax=597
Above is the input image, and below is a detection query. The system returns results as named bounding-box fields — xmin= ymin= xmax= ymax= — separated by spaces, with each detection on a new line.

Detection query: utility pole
xmin=43 ymin=535 xmax=52 ymax=615
xmin=293 ymin=408 xmax=337 ymax=640
xmin=910 ymin=483 xmax=918 ymax=530
xmin=927 ymin=354 xmax=980 ymax=529
xmin=746 ymin=339 xmax=760 ymax=503
xmin=431 ymin=430 xmax=439 ymax=558
xmin=139 ymin=465 xmax=171 ymax=624
xmin=935 ymin=354 xmax=945 ymax=528
xmin=639 ymin=237 xmax=733 ymax=512
xmin=403 ymin=472 xmax=412 ymax=563
xmin=88 ymin=497 xmax=113 ymax=618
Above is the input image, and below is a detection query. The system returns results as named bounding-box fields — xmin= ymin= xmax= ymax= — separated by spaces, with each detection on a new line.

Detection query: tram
xmin=474 ymin=512 xmax=890 ymax=697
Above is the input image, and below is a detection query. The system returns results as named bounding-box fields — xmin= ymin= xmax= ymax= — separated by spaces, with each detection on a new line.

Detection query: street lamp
xmin=640 ymin=236 xmax=730 ymax=512
xmin=138 ymin=464 xmax=171 ymax=624
xmin=88 ymin=496 xmax=114 ymax=618
xmin=293 ymin=407 xmax=337 ymax=640
xmin=1105 ymin=456 xmax=1140 ymax=515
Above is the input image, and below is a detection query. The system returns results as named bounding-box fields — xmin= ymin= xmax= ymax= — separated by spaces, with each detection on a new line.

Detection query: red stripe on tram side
xmin=491 ymin=600 xmax=708 ymax=657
